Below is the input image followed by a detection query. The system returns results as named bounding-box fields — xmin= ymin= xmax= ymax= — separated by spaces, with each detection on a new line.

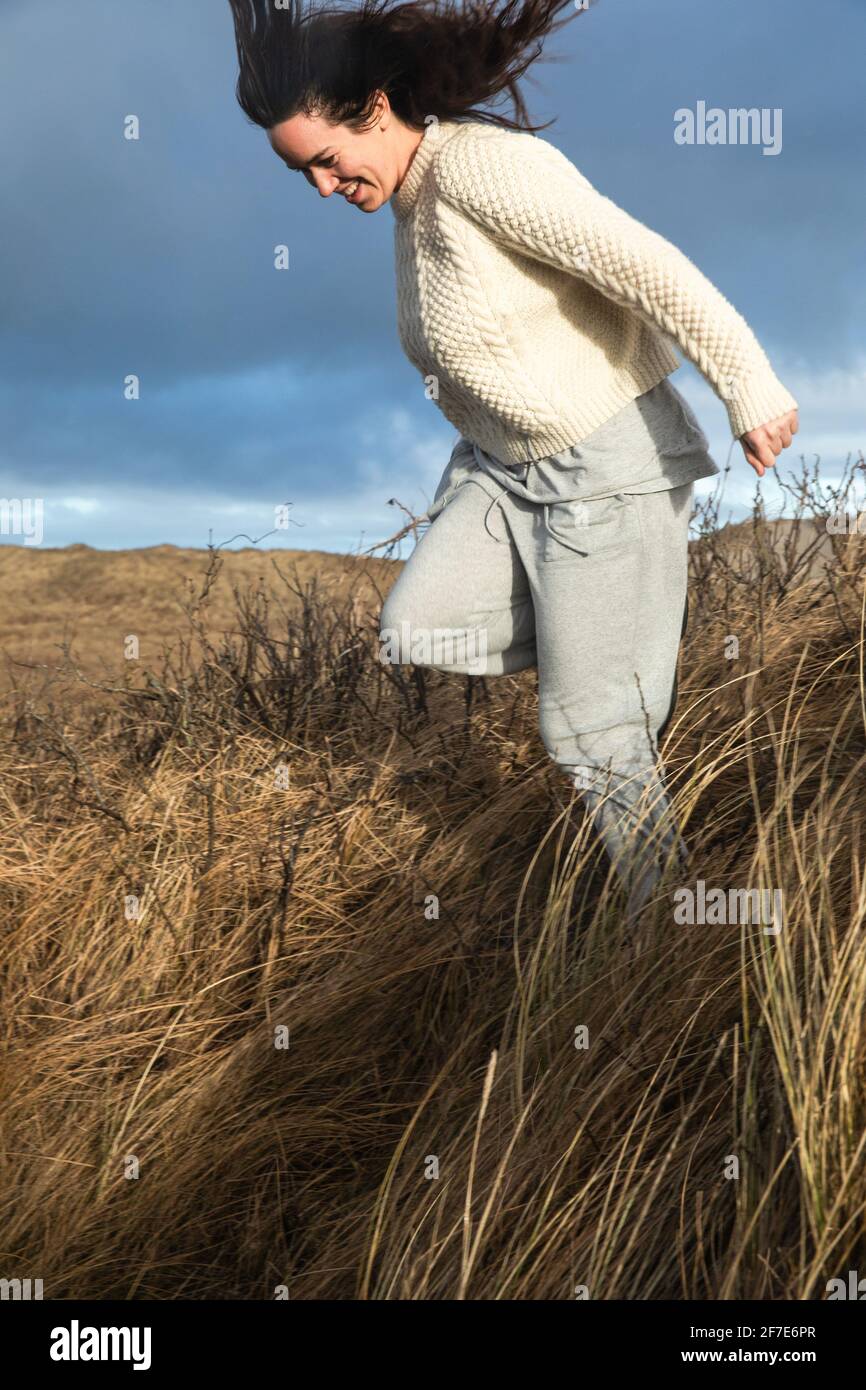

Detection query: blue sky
xmin=1 ymin=0 xmax=863 ymax=554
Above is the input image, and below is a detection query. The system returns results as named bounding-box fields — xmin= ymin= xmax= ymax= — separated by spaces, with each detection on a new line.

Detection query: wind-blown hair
xmin=226 ymin=0 xmax=597 ymax=135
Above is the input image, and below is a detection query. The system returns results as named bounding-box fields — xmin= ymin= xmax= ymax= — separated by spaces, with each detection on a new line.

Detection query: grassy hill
xmin=3 ymin=463 xmax=866 ymax=1299
xmin=0 ymin=540 xmax=394 ymax=704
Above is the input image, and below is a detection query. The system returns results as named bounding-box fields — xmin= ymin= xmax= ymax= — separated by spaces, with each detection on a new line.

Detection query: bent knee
xmin=379 ymin=593 xmax=430 ymax=666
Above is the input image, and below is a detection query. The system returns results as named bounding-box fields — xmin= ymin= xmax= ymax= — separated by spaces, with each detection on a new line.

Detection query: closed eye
xmin=289 ymin=155 xmax=339 ymax=173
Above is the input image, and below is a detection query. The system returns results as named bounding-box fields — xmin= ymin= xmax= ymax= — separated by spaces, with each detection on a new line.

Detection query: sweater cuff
xmin=721 ymin=371 xmax=799 ymax=438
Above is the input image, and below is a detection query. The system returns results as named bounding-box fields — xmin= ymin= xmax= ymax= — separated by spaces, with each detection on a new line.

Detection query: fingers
xmin=741 ymin=434 xmax=775 ymax=474
xmin=771 ymin=410 xmax=798 ymax=450
xmin=783 ymin=407 xmax=799 ymax=446
xmin=745 ymin=423 xmax=786 ymax=469
xmin=769 ymin=421 xmax=794 ymax=451
xmin=741 ymin=444 xmax=765 ymax=477
xmin=755 ymin=432 xmax=779 ymax=469
xmin=739 ymin=410 xmax=799 ymax=477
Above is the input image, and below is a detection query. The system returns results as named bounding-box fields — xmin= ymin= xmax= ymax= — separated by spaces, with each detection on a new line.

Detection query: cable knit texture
xmin=390 ymin=118 xmax=798 ymax=466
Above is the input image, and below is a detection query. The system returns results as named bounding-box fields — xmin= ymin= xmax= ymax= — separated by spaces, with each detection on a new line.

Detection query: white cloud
xmin=59 ymin=497 xmax=102 ymax=514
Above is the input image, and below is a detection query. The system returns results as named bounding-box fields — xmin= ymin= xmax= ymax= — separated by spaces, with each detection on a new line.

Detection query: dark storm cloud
xmin=0 ymin=0 xmax=863 ymax=549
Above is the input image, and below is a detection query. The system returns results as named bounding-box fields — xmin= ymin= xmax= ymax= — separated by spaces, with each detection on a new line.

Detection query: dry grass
xmin=0 ymin=540 xmax=393 ymax=708
xmin=2 ymin=454 xmax=866 ymax=1300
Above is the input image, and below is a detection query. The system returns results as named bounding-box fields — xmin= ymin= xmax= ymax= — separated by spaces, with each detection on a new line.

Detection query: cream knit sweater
xmin=390 ymin=118 xmax=798 ymax=467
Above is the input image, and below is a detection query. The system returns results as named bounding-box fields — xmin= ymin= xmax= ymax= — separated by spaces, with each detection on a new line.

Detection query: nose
xmin=308 ymin=168 xmax=340 ymax=198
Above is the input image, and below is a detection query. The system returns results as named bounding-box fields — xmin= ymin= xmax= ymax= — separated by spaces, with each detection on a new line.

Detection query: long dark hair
xmin=226 ymin=0 xmax=597 ymax=136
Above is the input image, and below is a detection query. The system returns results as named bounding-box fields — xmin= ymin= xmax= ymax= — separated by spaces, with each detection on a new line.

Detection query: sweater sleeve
xmin=433 ymin=127 xmax=798 ymax=439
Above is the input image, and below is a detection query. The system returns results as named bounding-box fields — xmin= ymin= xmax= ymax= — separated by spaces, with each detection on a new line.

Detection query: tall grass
xmin=2 ymin=454 xmax=866 ymax=1299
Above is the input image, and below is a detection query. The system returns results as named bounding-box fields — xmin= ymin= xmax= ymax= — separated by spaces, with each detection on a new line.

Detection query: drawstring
xmin=486 ymin=495 xmax=583 ymax=551
xmin=482 ymin=487 xmax=510 ymax=542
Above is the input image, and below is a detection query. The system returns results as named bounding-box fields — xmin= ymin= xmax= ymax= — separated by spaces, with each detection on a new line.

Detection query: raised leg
xmin=379 ymin=481 xmax=536 ymax=676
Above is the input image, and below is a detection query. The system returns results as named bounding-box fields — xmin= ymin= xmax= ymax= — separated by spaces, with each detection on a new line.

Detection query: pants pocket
xmin=427 ymin=437 xmax=479 ymax=521
xmin=541 ymin=492 xmax=640 ymax=563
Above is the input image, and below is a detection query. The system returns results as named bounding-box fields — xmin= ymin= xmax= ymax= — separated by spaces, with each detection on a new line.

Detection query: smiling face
xmin=268 ymin=94 xmax=424 ymax=213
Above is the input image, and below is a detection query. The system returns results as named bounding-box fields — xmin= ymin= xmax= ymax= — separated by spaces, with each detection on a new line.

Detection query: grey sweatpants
xmin=379 ymin=478 xmax=693 ymax=914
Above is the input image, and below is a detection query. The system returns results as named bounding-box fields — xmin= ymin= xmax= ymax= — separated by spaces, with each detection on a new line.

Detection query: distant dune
xmin=0 ymin=542 xmax=396 ymax=696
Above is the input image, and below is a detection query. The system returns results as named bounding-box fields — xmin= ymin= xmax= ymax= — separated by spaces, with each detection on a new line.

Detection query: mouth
xmin=342 ymin=179 xmax=364 ymax=203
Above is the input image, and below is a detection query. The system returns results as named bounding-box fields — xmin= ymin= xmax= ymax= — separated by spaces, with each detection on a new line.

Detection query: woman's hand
xmin=739 ymin=409 xmax=799 ymax=477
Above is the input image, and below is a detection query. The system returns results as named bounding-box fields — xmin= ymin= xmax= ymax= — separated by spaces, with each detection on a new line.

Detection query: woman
xmin=228 ymin=0 xmax=799 ymax=915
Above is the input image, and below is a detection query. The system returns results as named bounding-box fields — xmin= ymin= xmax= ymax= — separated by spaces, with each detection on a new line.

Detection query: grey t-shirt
xmin=427 ymin=375 xmax=721 ymax=520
